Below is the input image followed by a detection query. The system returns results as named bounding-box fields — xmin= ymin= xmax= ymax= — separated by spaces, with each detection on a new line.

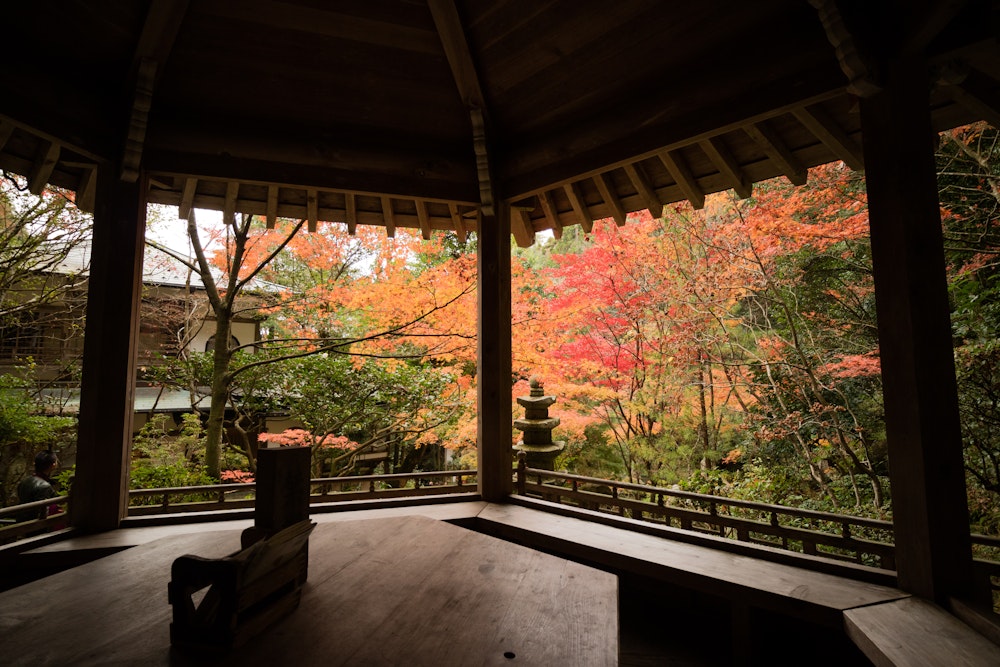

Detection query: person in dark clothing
xmin=16 ymin=450 xmax=59 ymax=522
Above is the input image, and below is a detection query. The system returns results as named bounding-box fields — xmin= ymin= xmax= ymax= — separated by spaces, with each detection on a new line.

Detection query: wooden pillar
xmin=70 ymin=166 xmax=146 ymax=532
xmin=477 ymin=202 xmax=513 ymax=501
xmin=860 ymin=56 xmax=973 ymax=602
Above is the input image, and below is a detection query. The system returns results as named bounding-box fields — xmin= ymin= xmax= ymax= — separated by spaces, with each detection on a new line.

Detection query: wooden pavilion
xmin=3 ymin=1 xmax=1000 ymax=663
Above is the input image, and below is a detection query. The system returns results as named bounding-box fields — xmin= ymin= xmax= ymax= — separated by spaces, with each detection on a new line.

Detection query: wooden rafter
xmin=428 ymin=0 xmax=493 ymax=226
xmin=27 ymin=140 xmax=59 ymax=195
xmin=416 ymin=200 xmax=432 ymax=240
xmin=382 ymin=196 xmax=397 ymax=238
xmin=179 ymin=177 xmax=197 ymax=220
xmin=76 ymin=166 xmax=97 ymax=213
xmin=306 ymin=189 xmax=318 ymax=232
xmin=448 ymin=203 xmax=466 ymax=243
xmin=223 ymin=181 xmax=239 ymax=226
xmin=345 ymin=192 xmax=358 ymax=235
xmin=744 ymin=121 xmax=807 ymax=186
xmin=623 ymin=162 xmax=663 ymax=218
xmin=944 ymin=70 xmax=1000 ymax=130
xmin=808 ymin=0 xmax=880 ymax=97
xmin=0 ymin=119 xmax=12 ymax=152
xmin=657 ymin=149 xmax=705 ymax=210
xmin=564 ymin=182 xmax=593 ymax=233
xmin=511 ymin=206 xmax=535 ymax=247
xmin=700 ymin=137 xmax=752 ymax=199
xmin=902 ymin=0 xmax=968 ymax=56
xmin=266 ymin=184 xmax=278 ymax=229
xmin=594 ymin=173 xmax=626 ymax=226
xmin=121 ymin=58 xmax=157 ymax=183
xmin=537 ymin=190 xmax=563 ymax=239
xmin=793 ymin=104 xmax=864 ymax=170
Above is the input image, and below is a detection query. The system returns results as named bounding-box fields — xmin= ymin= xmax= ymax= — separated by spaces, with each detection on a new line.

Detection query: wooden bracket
xmin=121 ymin=58 xmax=157 ymax=183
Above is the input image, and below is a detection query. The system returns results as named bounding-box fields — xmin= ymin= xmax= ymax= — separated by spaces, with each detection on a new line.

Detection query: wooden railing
xmin=126 ymin=470 xmax=478 ymax=516
xmin=514 ymin=462 xmax=898 ymax=569
xmin=0 ymin=495 xmax=70 ymax=543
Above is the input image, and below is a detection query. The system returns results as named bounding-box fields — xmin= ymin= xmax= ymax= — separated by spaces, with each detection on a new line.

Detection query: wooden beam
xmin=623 ymin=162 xmax=664 ymax=218
xmin=266 ymin=184 xmax=278 ymax=229
xmin=382 ymin=196 xmax=397 ymax=238
xmin=511 ymin=206 xmax=535 ymax=248
xmin=657 ymin=149 xmax=705 ymax=209
xmin=224 ymin=181 xmax=239 ymax=227
xmin=808 ymin=0 xmax=880 ymax=97
xmin=449 ymin=203 xmax=467 ymax=243
xmin=416 ymin=200 xmax=432 ymax=240
xmin=178 ymin=177 xmax=197 ymax=220
xmin=345 ymin=193 xmax=358 ymax=235
xmin=793 ymin=104 xmax=864 ymax=171
xmin=945 ymin=72 xmax=1000 ymax=130
xmin=563 ymin=182 xmax=593 ymax=234
xmin=744 ymin=121 xmax=808 ymax=186
xmin=700 ymin=137 xmax=752 ymax=199
xmin=0 ymin=119 xmax=13 ymax=152
xmin=593 ymin=173 xmax=627 ymax=226
xmin=132 ymin=0 xmax=189 ymax=77
xmin=860 ymin=54 xmax=972 ymax=602
xmin=536 ymin=190 xmax=563 ymax=239
xmin=27 ymin=141 xmax=60 ymax=195
xmin=121 ymin=58 xmax=157 ymax=183
xmin=471 ymin=108 xmax=496 ymax=217
xmin=427 ymin=0 xmax=485 ymax=109
xmin=901 ymin=0 xmax=968 ymax=56
xmin=306 ymin=189 xmax=318 ymax=232
xmin=76 ymin=166 xmax=97 ymax=213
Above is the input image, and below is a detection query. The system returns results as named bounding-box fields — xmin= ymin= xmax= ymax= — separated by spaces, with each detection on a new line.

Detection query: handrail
xmin=0 ymin=495 xmax=70 ymax=543
xmin=513 ymin=461 xmax=897 ymax=569
xmin=125 ymin=470 xmax=478 ymax=516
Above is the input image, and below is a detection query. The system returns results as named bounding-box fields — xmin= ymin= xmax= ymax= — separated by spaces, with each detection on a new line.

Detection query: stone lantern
xmin=513 ymin=377 xmax=565 ymax=470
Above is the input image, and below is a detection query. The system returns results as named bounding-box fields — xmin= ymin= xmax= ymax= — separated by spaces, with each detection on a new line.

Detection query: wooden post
xmin=477 ymin=202 xmax=513 ymax=501
xmin=859 ymin=55 xmax=973 ymax=602
xmin=70 ymin=166 xmax=146 ymax=532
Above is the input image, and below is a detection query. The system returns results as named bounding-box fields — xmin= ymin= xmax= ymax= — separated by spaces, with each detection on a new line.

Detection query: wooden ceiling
xmin=2 ymin=1 xmax=1000 ymax=245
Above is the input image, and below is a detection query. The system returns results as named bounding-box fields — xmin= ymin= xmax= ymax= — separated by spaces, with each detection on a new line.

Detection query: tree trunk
xmin=204 ymin=315 xmax=232 ymax=478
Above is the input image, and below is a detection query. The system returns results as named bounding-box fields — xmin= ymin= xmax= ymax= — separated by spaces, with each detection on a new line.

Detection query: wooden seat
xmin=168 ymin=519 xmax=315 ymax=652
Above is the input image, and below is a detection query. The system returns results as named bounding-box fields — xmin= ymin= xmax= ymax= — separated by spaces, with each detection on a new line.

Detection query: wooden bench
xmin=473 ymin=500 xmax=1000 ymax=665
xmin=168 ymin=519 xmax=315 ymax=652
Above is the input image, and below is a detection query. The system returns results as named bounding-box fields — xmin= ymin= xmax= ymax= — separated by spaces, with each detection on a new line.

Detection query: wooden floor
xmin=7 ymin=498 xmax=1000 ymax=666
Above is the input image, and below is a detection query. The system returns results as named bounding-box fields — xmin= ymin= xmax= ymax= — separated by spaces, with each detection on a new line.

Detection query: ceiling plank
xmin=511 ymin=206 xmax=536 ymax=248
xmin=564 ymin=182 xmax=593 ymax=233
xmin=382 ymin=196 xmax=397 ymax=238
xmin=416 ymin=200 xmax=432 ymax=240
xmin=623 ymin=162 xmax=664 ymax=218
xmin=657 ymin=149 xmax=705 ymax=210
xmin=793 ymin=104 xmax=864 ymax=170
xmin=744 ymin=121 xmax=808 ymax=186
xmin=27 ymin=141 xmax=60 ymax=195
xmin=537 ymin=190 xmax=563 ymax=239
xmin=449 ymin=203 xmax=466 ymax=243
xmin=224 ymin=181 xmax=239 ymax=226
xmin=594 ymin=173 xmax=627 ymax=226
xmin=700 ymin=137 xmax=752 ymax=199
xmin=307 ymin=189 xmax=318 ymax=232
xmin=179 ymin=177 xmax=197 ymax=220
xmin=345 ymin=192 xmax=358 ymax=235
xmin=266 ymin=184 xmax=278 ymax=229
